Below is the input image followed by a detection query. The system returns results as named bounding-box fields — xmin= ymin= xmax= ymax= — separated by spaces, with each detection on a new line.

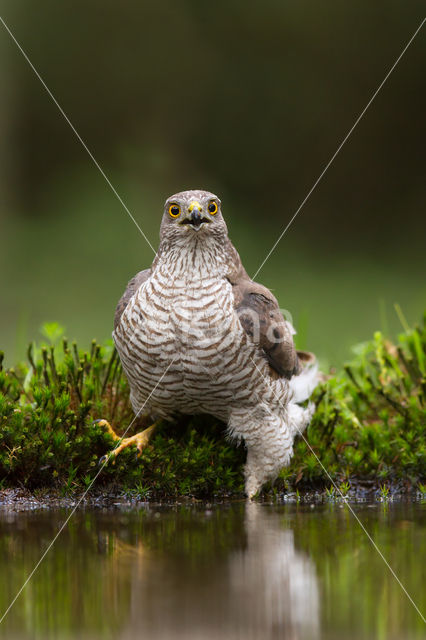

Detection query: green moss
xmin=0 ymin=317 xmax=425 ymax=498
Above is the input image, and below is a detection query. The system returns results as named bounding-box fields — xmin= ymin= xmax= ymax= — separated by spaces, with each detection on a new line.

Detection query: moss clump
xmin=283 ymin=315 xmax=425 ymax=491
xmin=0 ymin=325 xmax=244 ymax=497
xmin=0 ymin=318 xmax=424 ymax=498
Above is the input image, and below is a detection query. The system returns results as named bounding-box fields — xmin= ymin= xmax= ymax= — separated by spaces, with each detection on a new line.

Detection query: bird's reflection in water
xmin=229 ymin=503 xmax=319 ymax=639
xmin=117 ymin=502 xmax=319 ymax=640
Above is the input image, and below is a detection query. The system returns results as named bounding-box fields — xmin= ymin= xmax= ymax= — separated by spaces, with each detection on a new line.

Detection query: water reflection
xmin=117 ymin=503 xmax=319 ymax=640
xmin=228 ymin=503 xmax=319 ymax=640
xmin=0 ymin=501 xmax=424 ymax=640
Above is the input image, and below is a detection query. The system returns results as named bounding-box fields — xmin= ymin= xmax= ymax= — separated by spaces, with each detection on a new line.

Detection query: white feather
xmin=289 ymin=360 xmax=319 ymax=404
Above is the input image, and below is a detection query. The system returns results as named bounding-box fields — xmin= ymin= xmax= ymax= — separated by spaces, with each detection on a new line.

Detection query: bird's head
xmin=160 ymin=189 xmax=227 ymax=242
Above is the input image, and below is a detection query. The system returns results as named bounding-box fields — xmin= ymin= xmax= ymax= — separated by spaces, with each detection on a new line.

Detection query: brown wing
xmin=114 ymin=269 xmax=151 ymax=330
xmin=225 ymin=240 xmax=299 ymax=379
xmin=232 ymin=280 xmax=300 ymax=378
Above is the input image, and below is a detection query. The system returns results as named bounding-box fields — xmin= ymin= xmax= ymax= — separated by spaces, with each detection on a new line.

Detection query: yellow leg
xmin=95 ymin=419 xmax=158 ymax=464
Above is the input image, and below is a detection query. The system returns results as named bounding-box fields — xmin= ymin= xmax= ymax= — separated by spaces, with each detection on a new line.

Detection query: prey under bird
xmin=99 ymin=190 xmax=318 ymax=497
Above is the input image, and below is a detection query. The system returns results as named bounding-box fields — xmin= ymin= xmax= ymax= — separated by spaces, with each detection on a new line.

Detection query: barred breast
xmin=113 ymin=239 xmax=274 ymax=422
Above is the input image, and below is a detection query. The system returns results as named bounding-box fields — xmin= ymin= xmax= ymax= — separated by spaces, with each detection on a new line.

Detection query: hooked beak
xmin=180 ymin=201 xmax=211 ymax=230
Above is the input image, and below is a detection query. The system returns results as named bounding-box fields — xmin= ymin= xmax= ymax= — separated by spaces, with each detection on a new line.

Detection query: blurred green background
xmin=0 ymin=1 xmax=425 ymax=368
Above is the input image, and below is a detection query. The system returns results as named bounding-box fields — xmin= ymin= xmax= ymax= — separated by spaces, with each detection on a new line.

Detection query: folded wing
xmin=225 ymin=240 xmax=310 ymax=379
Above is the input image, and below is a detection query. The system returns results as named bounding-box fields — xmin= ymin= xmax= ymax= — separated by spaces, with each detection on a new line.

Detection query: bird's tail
xmin=289 ymin=351 xmax=319 ymax=404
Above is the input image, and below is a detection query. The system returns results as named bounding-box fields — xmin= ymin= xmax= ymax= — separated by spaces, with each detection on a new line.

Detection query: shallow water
xmin=0 ymin=500 xmax=424 ymax=639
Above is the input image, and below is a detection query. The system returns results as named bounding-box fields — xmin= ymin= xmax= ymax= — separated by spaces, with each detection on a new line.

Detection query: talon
xmin=99 ymin=454 xmax=108 ymax=466
xmin=98 ymin=421 xmax=159 ymax=464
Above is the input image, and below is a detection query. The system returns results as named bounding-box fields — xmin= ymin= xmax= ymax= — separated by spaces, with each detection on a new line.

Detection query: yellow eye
xmin=208 ymin=201 xmax=218 ymax=215
xmin=168 ymin=203 xmax=181 ymax=218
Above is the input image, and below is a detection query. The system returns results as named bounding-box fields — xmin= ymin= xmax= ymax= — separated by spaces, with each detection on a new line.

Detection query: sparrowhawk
xmin=99 ymin=189 xmax=318 ymax=497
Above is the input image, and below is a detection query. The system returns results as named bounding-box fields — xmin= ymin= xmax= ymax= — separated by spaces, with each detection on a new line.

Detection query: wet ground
xmin=0 ymin=498 xmax=424 ymax=639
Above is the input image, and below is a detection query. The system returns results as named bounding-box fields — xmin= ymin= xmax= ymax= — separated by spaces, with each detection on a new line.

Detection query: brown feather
xmin=225 ymin=239 xmax=299 ymax=379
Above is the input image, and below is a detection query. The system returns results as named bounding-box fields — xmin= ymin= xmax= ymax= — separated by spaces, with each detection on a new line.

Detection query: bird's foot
xmin=96 ymin=420 xmax=157 ymax=465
